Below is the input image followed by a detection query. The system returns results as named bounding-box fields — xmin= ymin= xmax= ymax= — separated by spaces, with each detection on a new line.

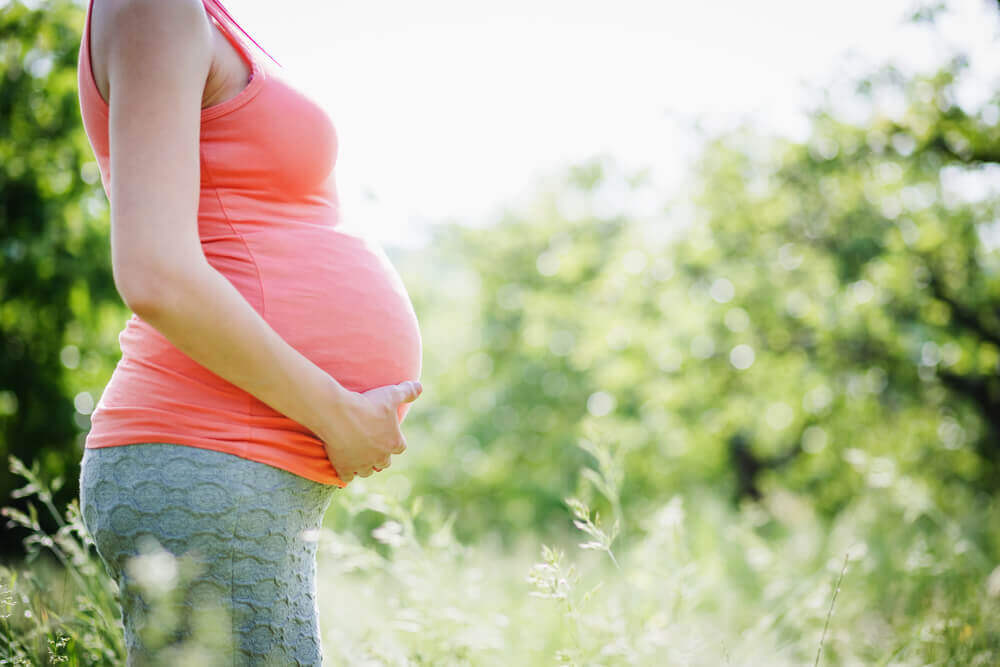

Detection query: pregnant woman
xmin=75 ymin=0 xmax=423 ymax=663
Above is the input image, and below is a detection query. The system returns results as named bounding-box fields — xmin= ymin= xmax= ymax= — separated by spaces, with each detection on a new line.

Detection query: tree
xmin=1 ymin=0 xmax=123 ymax=554
xmin=394 ymin=3 xmax=1000 ymax=539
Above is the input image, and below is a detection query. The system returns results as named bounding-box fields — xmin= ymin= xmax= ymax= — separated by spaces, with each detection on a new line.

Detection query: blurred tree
xmin=397 ymin=4 xmax=1000 ymax=540
xmin=2 ymin=0 xmax=997 ymax=560
xmin=1 ymin=0 xmax=122 ymax=555
xmin=668 ymin=53 xmax=1000 ymax=510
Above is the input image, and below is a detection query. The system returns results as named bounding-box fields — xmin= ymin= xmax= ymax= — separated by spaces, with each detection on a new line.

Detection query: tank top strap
xmin=202 ymin=0 xmax=281 ymax=68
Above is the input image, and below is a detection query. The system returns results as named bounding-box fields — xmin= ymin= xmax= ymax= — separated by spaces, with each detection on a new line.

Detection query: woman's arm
xmin=101 ymin=0 xmax=374 ymax=468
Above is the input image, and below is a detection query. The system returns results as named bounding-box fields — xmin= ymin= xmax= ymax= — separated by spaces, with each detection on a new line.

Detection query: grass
xmin=2 ymin=436 xmax=999 ymax=666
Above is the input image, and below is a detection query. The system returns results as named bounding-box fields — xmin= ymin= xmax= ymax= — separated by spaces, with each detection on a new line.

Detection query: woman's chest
xmin=201 ymin=73 xmax=339 ymax=199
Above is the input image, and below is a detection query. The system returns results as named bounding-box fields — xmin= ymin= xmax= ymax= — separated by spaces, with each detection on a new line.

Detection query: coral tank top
xmin=76 ymin=0 xmax=422 ymax=487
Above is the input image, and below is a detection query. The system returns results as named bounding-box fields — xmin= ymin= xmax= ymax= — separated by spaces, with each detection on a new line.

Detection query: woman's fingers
xmin=335 ymin=381 xmax=419 ymax=484
xmin=371 ymin=452 xmax=392 ymax=472
xmin=393 ymin=380 xmax=422 ymax=405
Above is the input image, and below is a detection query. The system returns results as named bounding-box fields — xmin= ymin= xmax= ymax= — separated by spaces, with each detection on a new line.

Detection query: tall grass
xmin=2 ymin=433 xmax=999 ymax=665
xmin=1 ymin=456 xmax=124 ymax=665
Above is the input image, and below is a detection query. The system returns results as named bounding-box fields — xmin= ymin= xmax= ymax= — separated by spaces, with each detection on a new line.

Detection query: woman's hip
xmin=78 ymin=442 xmax=336 ymax=573
xmin=78 ymin=442 xmax=336 ymax=663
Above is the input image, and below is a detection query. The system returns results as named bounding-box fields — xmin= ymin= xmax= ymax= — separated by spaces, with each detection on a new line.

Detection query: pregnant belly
xmin=246 ymin=226 xmax=423 ymax=421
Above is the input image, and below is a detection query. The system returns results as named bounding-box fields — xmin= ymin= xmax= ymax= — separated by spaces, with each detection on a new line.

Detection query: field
xmin=4 ymin=443 xmax=1000 ymax=665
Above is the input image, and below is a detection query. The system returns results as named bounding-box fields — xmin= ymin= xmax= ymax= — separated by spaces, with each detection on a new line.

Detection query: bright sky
xmin=231 ymin=0 xmax=1000 ymax=249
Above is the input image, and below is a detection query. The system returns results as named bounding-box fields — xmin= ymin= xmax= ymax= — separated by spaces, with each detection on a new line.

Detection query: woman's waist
xmin=117 ymin=302 xmax=421 ymax=398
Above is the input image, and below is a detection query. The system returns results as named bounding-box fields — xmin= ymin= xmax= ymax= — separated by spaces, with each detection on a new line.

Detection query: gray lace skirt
xmin=79 ymin=442 xmax=338 ymax=666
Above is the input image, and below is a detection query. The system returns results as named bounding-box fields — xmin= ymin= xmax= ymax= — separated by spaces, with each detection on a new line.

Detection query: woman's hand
xmin=318 ymin=380 xmax=423 ymax=483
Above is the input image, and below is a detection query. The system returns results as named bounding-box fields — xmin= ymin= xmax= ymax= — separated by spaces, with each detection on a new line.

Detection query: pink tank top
xmin=77 ymin=0 xmax=422 ymax=486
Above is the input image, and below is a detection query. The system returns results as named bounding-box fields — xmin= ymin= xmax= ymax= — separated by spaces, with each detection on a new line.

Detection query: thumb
xmin=396 ymin=380 xmax=423 ymax=404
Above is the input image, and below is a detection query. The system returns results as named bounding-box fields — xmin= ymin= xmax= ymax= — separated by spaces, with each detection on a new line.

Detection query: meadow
xmin=4 ymin=434 xmax=1000 ymax=665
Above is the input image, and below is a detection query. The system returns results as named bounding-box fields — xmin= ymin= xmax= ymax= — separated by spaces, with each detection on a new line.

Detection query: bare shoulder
xmin=97 ymin=0 xmax=211 ymax=32
xmin=91 ymin=0 xmax=213 ymax=101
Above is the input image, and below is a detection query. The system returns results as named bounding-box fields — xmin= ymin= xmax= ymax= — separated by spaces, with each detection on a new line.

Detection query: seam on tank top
xmin=200 ymin=145 xmax=263 ymax=449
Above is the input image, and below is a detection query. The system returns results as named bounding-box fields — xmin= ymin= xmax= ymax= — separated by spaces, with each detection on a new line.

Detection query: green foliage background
xmin=2 ymin=0 xmax=1000 ymax=663
xmin=1 ymin=0 xmax=121 ymax=543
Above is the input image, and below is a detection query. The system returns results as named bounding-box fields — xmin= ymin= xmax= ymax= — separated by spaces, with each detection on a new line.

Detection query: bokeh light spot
xmin=710 ymin=278 xmax=734 ymax=304
xmin=765 ymin=402 xmax=795 ymax=430
xmin=587 ymin=391 xmax=616 ymax=417
xmin=74 ymin=391 xmax=95 ymax=415
xmin=724 ymin=307 xmax=750 ymax=332
xmin=729 ymin=344 xmax=755 ymax=370
xmin=60 ymin=345 xmax=80 ymax=369
xmin=802 ymin=426 xmax=828 ymax=453
xmin=690 ymin=335 xmax=715 ymax=359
